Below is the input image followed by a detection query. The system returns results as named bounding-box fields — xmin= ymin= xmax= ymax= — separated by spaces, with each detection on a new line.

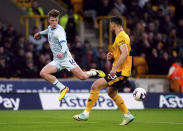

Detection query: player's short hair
xmin=48 ymin=9 xmax=60 ymax=18
xmin=110 ymin=16 xmax=123 ymax=26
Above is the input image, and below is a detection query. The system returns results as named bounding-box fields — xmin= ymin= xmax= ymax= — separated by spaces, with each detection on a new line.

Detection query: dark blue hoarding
xmin=0 ymin=80 xmax=136 ymax=93
xmin=0 ymin=93 xmax=42 ymax=110
xmin=0 ymin=80 xmax=94 ymax=93
xmin=143 ymin=93 xmax=183 ymax=108
xmin=0 ymin=93 xmax=183 ymax=110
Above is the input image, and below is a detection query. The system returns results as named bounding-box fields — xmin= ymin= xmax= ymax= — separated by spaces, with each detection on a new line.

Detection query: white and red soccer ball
xmin=133 ymin=88 xmax=146 ymax=101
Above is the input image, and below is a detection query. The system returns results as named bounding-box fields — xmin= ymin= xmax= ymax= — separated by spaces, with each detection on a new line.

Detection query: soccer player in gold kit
xmin=73 ymin=16 xmax=134 ymax=125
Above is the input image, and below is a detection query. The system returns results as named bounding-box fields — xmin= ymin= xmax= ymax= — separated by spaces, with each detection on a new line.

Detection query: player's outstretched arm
xmin=34 ymin=29 xmax=48 ymax=39
xmin=34 ymin=32 xmax=40 ymax=39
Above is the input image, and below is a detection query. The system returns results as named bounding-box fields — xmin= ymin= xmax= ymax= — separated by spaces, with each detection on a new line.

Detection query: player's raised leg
xmin=107 ymin=87 xmax=134 ymax=125
xmin=71 ymin=66 xmax=105 ymax=80
xmin=40 ymin=63 xmax=68 ymax=101
xmin=73 ymin=78 xmax=108 ymax=120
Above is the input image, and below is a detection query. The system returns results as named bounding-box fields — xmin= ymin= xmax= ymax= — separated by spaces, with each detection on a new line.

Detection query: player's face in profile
xmin=110 ymin=22 xmax=115 ymax=32
xmin=49 ymin=17 xmax=59 ymax=28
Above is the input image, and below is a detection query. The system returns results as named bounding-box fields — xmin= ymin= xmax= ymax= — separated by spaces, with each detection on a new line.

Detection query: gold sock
xmin=85 ymin=89 xmax=99 ymax=112
xmin=112 ymin=94 xmax=128 ymax=114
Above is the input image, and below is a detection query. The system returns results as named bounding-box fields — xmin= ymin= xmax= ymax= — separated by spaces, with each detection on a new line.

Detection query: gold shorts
xmin=104 ymin=72 xmax=128 ymax=88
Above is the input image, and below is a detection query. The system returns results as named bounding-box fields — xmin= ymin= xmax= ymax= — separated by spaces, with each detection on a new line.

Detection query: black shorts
xmin=104 ymin=72 xmax=128 ymax=89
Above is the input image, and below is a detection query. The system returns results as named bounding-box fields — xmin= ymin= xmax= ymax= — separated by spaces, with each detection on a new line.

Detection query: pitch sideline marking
xmin=1 ymin=121 xmax=183 ymax=126
xmin=152 ymin=122 xmax=183 ymax=125
xmin=0 ymin=121 xmax=97 ymax=125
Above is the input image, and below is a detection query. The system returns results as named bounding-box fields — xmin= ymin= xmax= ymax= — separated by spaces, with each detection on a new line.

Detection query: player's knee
xmin=91 ymin=83 xmax=98 ymax=91
xmin=107 ymin=90 xmax=117 ymax=98
xmin=40 ymin=71 xmax=47 ymax=78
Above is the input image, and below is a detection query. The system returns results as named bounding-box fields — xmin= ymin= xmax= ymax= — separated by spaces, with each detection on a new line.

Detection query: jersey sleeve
xmin=40 ymin=29 xmax=48 ymax=35
xmin=56 ymin=29 xmax=67 ymax=42
xmin=117 ymin=35 xmax=127 ymax=47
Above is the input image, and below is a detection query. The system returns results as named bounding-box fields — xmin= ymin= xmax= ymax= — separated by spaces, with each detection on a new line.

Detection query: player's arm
xmin=56 ymin=30 xmax=68 ymax=58
xmin=34 ymin=29 xmax=48 ymax=39
xmin=168 ymin=66 xmax=176 ymax=78
xmin=110 ymin=44 xmax=128 ymax=76
xmin=107 ymin=52 xmax=113 ymax=60
xmin=56 ymin=40 xmax=68 ymax=58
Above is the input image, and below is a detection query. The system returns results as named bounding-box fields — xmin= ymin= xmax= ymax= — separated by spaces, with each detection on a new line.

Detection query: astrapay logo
xmin=60 ymin=95 xmax=115 ymax=109
xmin=0 ymin=96 xmax=20 ymax=110
xmin=159 ymin=95 xmax=183 ymax=108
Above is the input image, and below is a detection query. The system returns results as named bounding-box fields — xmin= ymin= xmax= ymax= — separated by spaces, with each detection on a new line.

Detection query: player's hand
xmin=56 ymin=52 xmax=64 ymax=58
xmin=34 ymin=32 xmax=40 ymax=39
xmin=107 ymin=52 xmax=113 ymax=60
xmin=110 ymin=68 xmax=117 ymax=76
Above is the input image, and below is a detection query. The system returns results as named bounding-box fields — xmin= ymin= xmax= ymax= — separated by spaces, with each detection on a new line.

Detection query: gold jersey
xmin=112 ymin=30 xmax=132 ymax=76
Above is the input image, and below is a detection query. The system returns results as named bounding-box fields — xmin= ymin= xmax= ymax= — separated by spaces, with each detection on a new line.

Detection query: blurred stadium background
xmin=0 ymin=0 xmax=183 ymax=131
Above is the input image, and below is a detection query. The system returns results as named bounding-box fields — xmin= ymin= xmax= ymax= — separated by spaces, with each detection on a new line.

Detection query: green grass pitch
xmin=0 ymin=109 xmax=183 ymax=131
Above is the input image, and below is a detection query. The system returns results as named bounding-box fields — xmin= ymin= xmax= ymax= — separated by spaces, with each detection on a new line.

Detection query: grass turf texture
xmin=0 ymin=109 xmax=183 ymax=131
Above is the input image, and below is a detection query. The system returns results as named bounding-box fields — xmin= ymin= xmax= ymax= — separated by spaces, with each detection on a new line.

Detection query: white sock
xmin=87 ymin=71 xmax=97 ymax=76
xmin=52 ymin=79 xmax=65 ymax=91
xmin=83 ymin=110 xmax=90 ymax=117
xmin=124 ymin=112 xmax=131 ymax=117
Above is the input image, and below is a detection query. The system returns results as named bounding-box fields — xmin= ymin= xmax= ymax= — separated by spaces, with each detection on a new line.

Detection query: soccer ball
xmin=133 ymin=88 xmax=146 ymax=101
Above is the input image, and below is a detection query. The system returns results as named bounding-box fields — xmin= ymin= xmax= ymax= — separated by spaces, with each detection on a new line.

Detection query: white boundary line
xmin=0 ymin=121 xmax=96 ymax=125
xmin=1 ymin=121 xmax=183 ymax=126
xmin=152 ymin=122 xmax=183 ymax=125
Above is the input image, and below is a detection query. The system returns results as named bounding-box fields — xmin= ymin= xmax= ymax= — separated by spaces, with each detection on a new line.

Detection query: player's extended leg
xmin=71 ymin=66 xmax=105 ymax=80
xmin=73 ymin=78 xmax=108 ymax=120
xmin=107 ymin=87 xmax=134 ymax=125
xmin=40 ymin=64 xmax=69 ymax=101
xmin=40 ymin=64 xmax=58 ymax=83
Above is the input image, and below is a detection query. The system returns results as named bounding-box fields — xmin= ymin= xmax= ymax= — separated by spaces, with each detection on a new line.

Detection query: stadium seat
xmin=152 ymin=5 xmax=175 ymax=14
xmin=169 ymin=6 xmax=175 ymax=14
xmin=71 ymin=0 xmax=83 ymax=14
xmin=133 ymin=57 xmax=148 ymax=75
xmin=57 ymin=0 xmax=69 ymax=8
xmin=13 ymin=0 xmax=33 ymax=8
xmin=152 ymin=6 xmax=158 ymax=11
